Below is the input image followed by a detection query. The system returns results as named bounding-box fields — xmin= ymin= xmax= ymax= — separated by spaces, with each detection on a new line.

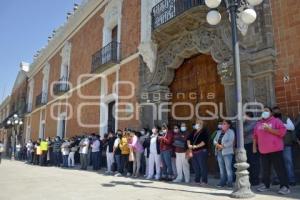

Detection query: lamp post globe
xmin=13 ymin=114 xmax=18 ymax=118
xmin=241 ymin=8 xmax=257 ymax=24
xmin=247 ymin=0 xmax=263 ymax=6
xmin=205 ymin=0 xmax=222 ymax=9
xmin=206 ymin=10 xmax=221 ymax=25
xmin=7 ymin=120 xmax=11 ymax=125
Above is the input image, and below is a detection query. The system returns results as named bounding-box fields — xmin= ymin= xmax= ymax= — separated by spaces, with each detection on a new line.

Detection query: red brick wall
xmin=121 ymin=0 xmax=141 ymax=58
xmin=271 ymin=0 xmax=300 ymax=118
xmin=48 ymin=52 xmax=62 ymax=102
xmin=118 ymin=58 xmax=141 ymax=130
xmin=69 ymin=8 xmax=104 ymax=87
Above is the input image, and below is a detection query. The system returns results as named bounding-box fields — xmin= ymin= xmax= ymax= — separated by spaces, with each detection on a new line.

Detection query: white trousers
xmin=148 ymin=153 xmax=161 ymax=179
xmin=106 ymin=152 xmax=114 ymax=172
xmin=68 ymin=152 xmax=75 ymax=167
xmin=175 ymin=152 xmax=190 ymax=183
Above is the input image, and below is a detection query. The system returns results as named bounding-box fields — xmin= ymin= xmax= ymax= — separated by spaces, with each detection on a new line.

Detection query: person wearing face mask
xmin=272 ymin=106 xmax=297 ymax=186
xmin=243 ymin=112 xmax=260 ymax=186
xmin=253 ymin=107 xmax=290 ymax=195
xmin=187 ymin=119 xmax=209 ymax=185
xmin=159 ymin=123 xmax=174 ymax=181
xmin=213 ymin=120 xmax=235 ymax=188
xmin=146 ymin=126 xmax=161 ymax=180
xmin=173 ymin=123 xmax=190 ymax=183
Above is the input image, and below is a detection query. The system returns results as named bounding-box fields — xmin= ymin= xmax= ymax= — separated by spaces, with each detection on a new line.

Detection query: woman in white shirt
xmin=146 ymin=126 xmax=161 ymax=180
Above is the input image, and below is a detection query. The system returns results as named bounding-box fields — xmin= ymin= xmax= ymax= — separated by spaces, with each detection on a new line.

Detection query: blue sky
xmin=0 ymin=0 xmax=82 ymax=103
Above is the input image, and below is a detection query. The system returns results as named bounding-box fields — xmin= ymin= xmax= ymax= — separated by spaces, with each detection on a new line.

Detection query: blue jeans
xmin=192 ymin=149 xmax=208 ymax=183
xmin=115 ymin=154 xmax=122 ymax=173
xmin=161 ymin=150 xmax=173 ymax=177
xmin=53 ymin=152 xmax=61 ymax=167
xmin=92 ymin=152 xmax=100 ymax=170
xmin=283 ymin=146 xmax=296 ymax=183
xmin=62 ymin=155 xmax=68 ymax=168
xmin=217 ymin=152 xmax=233 ymax=186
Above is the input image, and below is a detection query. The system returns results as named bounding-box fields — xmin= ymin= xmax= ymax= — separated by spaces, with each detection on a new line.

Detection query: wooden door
xmin=169 ymin=54 xmax=225 ymax=173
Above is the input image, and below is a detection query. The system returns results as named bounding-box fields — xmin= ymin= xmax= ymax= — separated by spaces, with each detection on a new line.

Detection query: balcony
xmin=151 ymin=0 xmax=209 ymax=44
xmin=91 ymin=41 xmax=121 ymax=73
xmin=53 ymin=76 xmax=70 ymax=95
xmin=35 ymin=92 xmax=47 ymax=107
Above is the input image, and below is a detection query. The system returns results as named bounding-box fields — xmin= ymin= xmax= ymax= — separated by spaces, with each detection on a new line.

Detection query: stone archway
xmin=139 ymin=1 xmax=276 ymax=127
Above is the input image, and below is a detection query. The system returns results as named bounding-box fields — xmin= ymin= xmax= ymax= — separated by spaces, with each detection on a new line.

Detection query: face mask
xmin=221 ymin=125 xmax=228 ymax=131
xmin=173 ymin=128 xmax=179 ymax=133
xmin=140 ymin=130 xmax=145 ymax=135
xmin=152 ymin=129 xmax=157 ymax=134
xmin=162 ymin=129 xmax=167 ymax=134
xmin=192 ymin=125 xmax=196 ymax=130
xmin=262 ymin=111 xmax=270 ymax=119
xmin=217 ymin=124 xmax=222 ymax=130
xmin=180 ymin=127 xmax=187 ymax=132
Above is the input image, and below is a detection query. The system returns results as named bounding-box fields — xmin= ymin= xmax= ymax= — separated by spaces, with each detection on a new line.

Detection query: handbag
xmin=186 ymin=132 xmax=202 ymax=159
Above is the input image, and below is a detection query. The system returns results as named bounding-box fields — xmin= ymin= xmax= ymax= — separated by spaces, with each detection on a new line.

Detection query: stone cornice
xmin=28 ymin=0 xmax=107 ymax=78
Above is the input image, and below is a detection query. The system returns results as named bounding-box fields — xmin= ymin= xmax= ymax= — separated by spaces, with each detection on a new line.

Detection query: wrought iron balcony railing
xmin=91 ymin=41 xmax=121 ymax=73
xmin=53 ymin=76 xmax=70 ymax=95
xmin=35 ymin=92 xmax=47 ymax=107
xmin=151 ymin=0 xmax=205 ymax=30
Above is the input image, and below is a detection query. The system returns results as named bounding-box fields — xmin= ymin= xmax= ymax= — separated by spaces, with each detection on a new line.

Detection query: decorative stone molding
xmin=144 ymin=25 xmax=232 ymax=89
xmin=101 ymin=0 xmax=123 ymax=46
xmin=60 ymin=42 xmax=72 ymax=67
xmin=138 ymin=0 xmax=160 ymax=73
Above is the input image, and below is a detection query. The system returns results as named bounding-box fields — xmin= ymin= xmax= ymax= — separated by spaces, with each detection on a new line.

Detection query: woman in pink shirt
xmin=253 ymin=107 xmax=290 ymax=195
xmin=129 ymin=131 xmax=144 ymax=178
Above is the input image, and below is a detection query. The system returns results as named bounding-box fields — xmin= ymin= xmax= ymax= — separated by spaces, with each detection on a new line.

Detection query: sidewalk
xmin=0 ymin=160 xmax=299 ymax=200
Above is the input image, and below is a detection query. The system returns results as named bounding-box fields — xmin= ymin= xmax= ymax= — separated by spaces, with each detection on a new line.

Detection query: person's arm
xmin=253 ymin=139 xmax=257 ymax=153
xmin=265 ymin=120 xmax=286 ymax=138
xmin=285 ymin=118 xmax=295 ymax=131
xmin=222 ymin=131 xmax=235 ymax=148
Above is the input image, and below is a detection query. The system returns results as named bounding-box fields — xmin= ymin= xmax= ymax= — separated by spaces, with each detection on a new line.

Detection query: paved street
xmin=0 ymin=160 xmax=299 ymax=200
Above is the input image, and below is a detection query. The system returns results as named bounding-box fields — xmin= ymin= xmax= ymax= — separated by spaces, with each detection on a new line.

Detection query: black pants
xmin=0 ymin=152 xmax=2 ymax=164
xmin=120 ymin=154 xmax=129 ymax=175
xmin=261 ymin=151 xmax=289 ymax=188
xmin=245 ymin=143 xmax=260 ymax=185
xmin=40 ymin=151 xmax=47 ymax=166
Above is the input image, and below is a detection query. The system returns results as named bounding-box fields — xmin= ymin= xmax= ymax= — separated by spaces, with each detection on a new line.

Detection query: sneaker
xmin=126 ymin=173 xmax=131 ymax=177
xmin=278 ymin=186 xmax=290 ymax=195
xmin=227 ymin=184 xmax=233 ymax=188
xmin=257 ymin=185 xmax=271 ymax=192
xmin=217 ymin=184 xmax=225 ymax=188
xmin=155 ymin=177 xmax=160 ymax=180
xmin=114 ymin=173 xmax=122 ymax=177
xmin=173 ymin=179 xmax=182 ymax=183
xmin=146 ymin=176 xmax=153 ymax=180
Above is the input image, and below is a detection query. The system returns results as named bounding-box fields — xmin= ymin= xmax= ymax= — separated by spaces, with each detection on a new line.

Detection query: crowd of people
xmin=2 ymin=106 xmax=300 ymax=196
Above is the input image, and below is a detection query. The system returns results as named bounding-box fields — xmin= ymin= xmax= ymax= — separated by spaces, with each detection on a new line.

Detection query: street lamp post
xmin=7 ymin=114 xmax=23 ymax=160
xmin=205 ymin=0 xmax=263 ymax=198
